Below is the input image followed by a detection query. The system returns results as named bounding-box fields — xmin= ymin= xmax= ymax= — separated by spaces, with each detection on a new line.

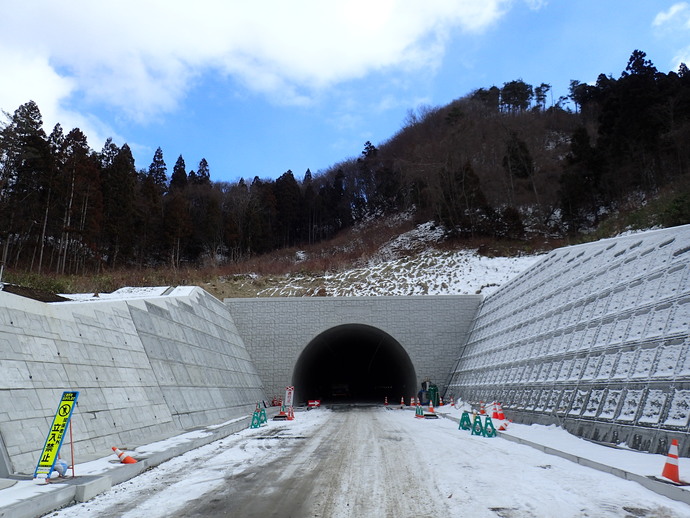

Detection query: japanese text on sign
xmin=285 ymin=386 xmax=294 ymax=407
xmin=34 ymin=391 xmax=79 ymax=478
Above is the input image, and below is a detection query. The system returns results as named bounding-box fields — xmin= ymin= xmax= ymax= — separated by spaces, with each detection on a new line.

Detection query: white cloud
xmin=523 ymin=0 xmax=548 ymax=10
xmin=0 ymin=45 xmax=74 ymax=121
xmin=653 ymin=2 xmax=690 ymax=28
xmin=0 ymin=0 xmax=510 ymax=135
xmin=653 ymin=3 xmax=690 ymax=71
xmin=673 ymin=46 xmax=690 ymax=68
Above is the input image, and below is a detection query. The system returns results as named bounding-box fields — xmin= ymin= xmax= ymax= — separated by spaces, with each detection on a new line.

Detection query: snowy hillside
xmin=255 ymin=248 xmax=543 ymax=297
xmin=232 ymin=222 xmax=545 ymax=297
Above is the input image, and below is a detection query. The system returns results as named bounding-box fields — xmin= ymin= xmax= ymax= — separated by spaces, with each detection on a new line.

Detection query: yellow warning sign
xmin=34 ymin=391 xmax=79 ymax=478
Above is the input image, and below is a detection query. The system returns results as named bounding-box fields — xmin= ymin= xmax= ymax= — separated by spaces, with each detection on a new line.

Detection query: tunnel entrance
xmin=292 ymin=324 xmax=417 ymax=404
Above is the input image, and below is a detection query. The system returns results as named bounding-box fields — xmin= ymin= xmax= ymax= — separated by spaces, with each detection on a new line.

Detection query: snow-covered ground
xmin=58 ymin=286 xmax=197 ymax=302
xmin=255 ymin=229 xmax=544 ymax=298
xmin=319 ymin=221 xmax=545 ymax=297
xmin=8 ymin=405 xmax=689 ymax=517
xmin=311 ymin=248 xmax=542 ymax=297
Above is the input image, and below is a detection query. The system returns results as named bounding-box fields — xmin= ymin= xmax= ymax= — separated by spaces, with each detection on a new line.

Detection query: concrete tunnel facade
xmin=224 ymin=296 xmax=483 ymax=404
xmin=292 ymin=324 xmax=417 ymax=403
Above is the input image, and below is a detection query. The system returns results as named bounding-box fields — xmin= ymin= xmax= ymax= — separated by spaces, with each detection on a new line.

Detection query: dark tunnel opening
xmin=292 ymin=324 xmax=417 ymax=404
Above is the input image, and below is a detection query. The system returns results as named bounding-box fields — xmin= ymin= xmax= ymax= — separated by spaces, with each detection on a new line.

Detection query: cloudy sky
xmin=1 ymin=1 xmax=688 ymax=183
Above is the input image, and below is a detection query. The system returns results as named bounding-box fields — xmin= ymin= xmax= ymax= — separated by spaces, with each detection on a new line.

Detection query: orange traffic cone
xmin=450 ymin=396 xmax=455 ymax=407
xmin=491 ymin=402 xmax=500 ymax=419
xmin=384 ymin=396 xmax=388 ymax=406
xmin=428 ymin=400 xmax=435 ymax=414
xmin=496 ymin=403 xmax=506 ymax=420
xmin=439 ymin=396 xmax=444 ymax=406
xmin=479 ymin=401 xmax=486 ymax=415
xmin=112 ymin=447 xmax=137 ymax=464
xmin=662 ymin=439 xmax=681 ymax=483
xmin=400 ymin=396 xmax=405 ymax=408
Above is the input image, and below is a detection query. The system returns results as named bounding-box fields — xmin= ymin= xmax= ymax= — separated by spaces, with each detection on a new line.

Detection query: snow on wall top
xmin=57 ymin=286 xmax=197 ymax=303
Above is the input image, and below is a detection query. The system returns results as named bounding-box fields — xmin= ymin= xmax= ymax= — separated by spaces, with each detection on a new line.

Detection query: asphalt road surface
xmin=171 ymin=405 xmax=446 ymax=517
xmin=50 ymin=405 xmax=690 ymax=518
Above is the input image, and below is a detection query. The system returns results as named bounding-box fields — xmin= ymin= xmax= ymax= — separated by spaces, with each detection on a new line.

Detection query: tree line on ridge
xmin=1 ymin=50 xmax=688 ymax=275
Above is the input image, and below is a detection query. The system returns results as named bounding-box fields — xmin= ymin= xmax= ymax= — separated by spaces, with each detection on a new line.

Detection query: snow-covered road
xmin=47 ymin=406 xmax=690 ymax=517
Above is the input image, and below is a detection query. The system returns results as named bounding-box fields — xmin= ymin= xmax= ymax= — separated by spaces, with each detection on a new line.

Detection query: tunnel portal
xmin=292 ymin=324 xmax=417 ymax=404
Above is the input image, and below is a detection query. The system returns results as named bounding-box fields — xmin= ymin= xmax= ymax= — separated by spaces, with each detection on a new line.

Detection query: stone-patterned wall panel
xmin=226 ymin=295 xmax=482 ymax=401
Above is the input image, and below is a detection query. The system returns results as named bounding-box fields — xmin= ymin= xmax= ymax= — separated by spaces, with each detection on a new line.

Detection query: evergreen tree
xmin=56 ymin=128 xmax=102 ymax=274
xmin=225 ymin=178 xmax=251 ymax=260
xmin=274 ymin=170 xmax=302 ymax=247
xmin=148 ymin=147 xmax=168 ymax=190
xmin=247 ymin=176 xmax=277 ymax=254
xmin=100 ymin=143 xmax=137 ymax=266
xmin=100 ymin=138 xmax=119 ymax=169
xmin=437 ymin=159 xmax=488 ymax=236
xmin=471 ymin=86 xmax=500 ymax=111
xmin=302 ymin=169 xmax=318 ymax=244
xmin=0 ymin=101 xmax=51 ymax=269
xmin=36 ymin=123 xmax=66 ymax=273
xmin=136 ymin=149 xmax=168 ymax=264
xmin=534 ymin=83 xmax=551 ymax=111
xmin=500 ymin=80 xmax=533 ymax=112
xmin=163 ymin=189 xmax=191 ymax=268
xmin=189 ymin=158 xmax=210 ymax=185
xmin=559 ymin=126 xmax=603 ymax=232
xmin=597 ymin=50 xmax=665 ymax=193
xmin=503 ymin=131 xmax=534 ymax=179
xmin=170 ymin=154 xmax=187 ymax=191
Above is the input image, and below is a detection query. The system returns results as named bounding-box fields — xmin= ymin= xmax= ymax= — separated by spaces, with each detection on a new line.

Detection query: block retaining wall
xmin=0 ymin=286 xmax=265 ymax=476
xmin=446 ymin=225 xmax=690 ymax=455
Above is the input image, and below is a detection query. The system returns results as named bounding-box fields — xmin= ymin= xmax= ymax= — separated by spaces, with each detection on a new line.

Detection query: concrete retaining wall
xmin=0 ymin=286 xmax=265 ymax=476
xmin=446 ymin=225 xmax=690 ymax=455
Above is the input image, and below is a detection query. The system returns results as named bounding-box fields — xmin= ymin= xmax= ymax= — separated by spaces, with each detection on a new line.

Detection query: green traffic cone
xmin=250 ymin=411 xmax=261 ymax=429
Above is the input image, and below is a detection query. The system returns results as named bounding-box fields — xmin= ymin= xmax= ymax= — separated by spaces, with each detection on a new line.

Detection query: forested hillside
xmin=1 ymin=50 xmax=689 ymax=278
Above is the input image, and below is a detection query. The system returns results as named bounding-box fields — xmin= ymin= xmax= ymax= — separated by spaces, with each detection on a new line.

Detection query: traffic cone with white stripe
xmin=112 ymin=447 xmax=137 ymax=464
xmin=662 ymin=439 xmax=681 ymax=483
xmin=496 ymin=403 xmax=506 ymax=420
xmin=491 ymin=402 xmax=500 ymax=419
